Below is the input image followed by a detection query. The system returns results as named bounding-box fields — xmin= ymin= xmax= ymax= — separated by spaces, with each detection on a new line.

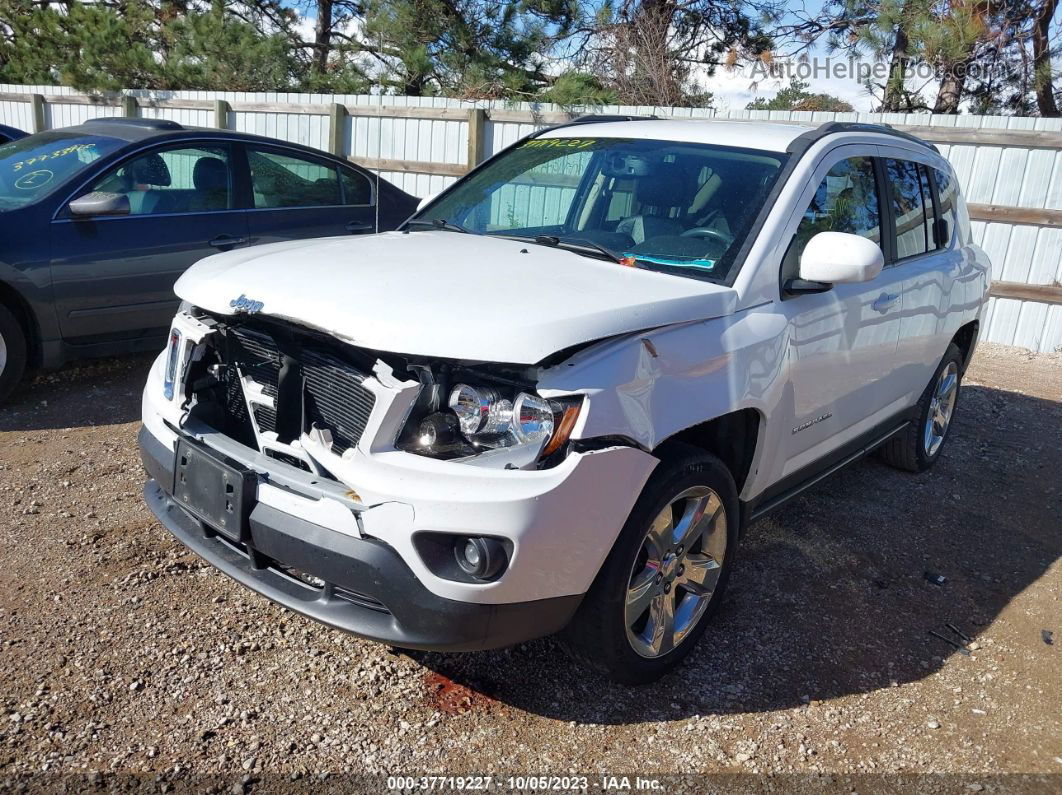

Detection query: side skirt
xmin=741 ymin=415 xmax=911 ymax=526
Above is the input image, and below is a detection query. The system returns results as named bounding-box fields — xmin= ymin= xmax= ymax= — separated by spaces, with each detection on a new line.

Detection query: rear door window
xmin=248 ymin=149 xmax=342 ymax=208
xmin=885 ymin=159 xmax=930 ymax=259
xmin=340 ymin=167 xmax=373 ymax=206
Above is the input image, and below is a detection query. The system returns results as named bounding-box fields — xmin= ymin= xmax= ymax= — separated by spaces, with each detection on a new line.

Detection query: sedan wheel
xmin=0 ymin=303 xmax=27 ymax=404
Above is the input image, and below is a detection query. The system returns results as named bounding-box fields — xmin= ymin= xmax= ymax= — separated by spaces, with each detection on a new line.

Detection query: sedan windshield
xmin=0 ymin=132 xmax=123 ymax=211
xmin=414 ymin=136 xmax=787 ymax=282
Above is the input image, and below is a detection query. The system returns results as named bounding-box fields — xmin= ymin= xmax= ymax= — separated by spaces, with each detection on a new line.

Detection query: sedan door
xmin=49 ymin=142 xmax=247 ymax=341
xmin=244 ymin=145 xmax=377 ymax=244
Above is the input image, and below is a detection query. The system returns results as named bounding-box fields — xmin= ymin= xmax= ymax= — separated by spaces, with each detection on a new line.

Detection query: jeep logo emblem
xmin=229 ymin=294 xmax=264 ymax=314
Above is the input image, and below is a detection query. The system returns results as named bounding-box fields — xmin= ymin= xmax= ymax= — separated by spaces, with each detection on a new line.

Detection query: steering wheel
xmin=680 ymin=227 xmax=734 ymax=247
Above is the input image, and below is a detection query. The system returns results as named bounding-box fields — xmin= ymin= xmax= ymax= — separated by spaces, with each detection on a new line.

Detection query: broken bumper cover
xmin=139 ymin=427 xmax=581 ymax=651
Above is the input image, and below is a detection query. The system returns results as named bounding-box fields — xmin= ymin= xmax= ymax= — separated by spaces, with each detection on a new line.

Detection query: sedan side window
xmin=249 ymin=149 xmax=342 ymax=208
xmin=340 ymin=168 xmax=373 ymax=206
xmin=782 ymin=156 xmax=881 ymax=281
xmin=89 ymin=146 xmax=232 ymax=215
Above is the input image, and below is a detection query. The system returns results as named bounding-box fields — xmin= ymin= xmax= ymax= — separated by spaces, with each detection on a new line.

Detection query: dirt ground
xmin=0 ymin=343 xmax=1059 ymax=791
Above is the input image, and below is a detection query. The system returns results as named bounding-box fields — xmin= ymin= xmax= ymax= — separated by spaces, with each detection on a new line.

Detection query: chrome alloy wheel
xmin=924 ymin=361 xmax=959 ymax=457
xmin=625 ymin=486 xmax=727 ymax=658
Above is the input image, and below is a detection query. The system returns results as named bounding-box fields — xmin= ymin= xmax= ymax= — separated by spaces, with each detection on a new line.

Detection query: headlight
xmin=512 ymin=393 xmax=554 ymax=444
xmin=449 ymin=384 xmax=512 ymax=437
xmin=401 ymin=380 xmax=582 ymax=466
xmin=162 ymin=327 xmax=183 ymax=401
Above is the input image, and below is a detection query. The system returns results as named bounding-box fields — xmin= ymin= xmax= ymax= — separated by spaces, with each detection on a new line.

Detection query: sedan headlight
xmin=402 ymin=381 xmax=582 ymax=466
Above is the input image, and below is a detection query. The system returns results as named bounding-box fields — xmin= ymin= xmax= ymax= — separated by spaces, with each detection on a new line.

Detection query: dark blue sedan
xmin=0 ymin=118 xmax=418 ymax=401
xmin=0 ymin=124 xmax=27 ymax=145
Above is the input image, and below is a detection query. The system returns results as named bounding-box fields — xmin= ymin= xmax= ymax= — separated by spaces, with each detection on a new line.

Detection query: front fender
xmin=538 ymin=305 xmax=788 ymax=453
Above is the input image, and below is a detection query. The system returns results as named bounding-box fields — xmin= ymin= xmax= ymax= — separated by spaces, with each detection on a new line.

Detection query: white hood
xmin=175 ymin=231 xmax=738 ymax=364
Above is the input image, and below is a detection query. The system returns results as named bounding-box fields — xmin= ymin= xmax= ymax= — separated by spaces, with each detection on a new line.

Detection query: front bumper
xmin=140 ymin=427 xmax=581 ymax=651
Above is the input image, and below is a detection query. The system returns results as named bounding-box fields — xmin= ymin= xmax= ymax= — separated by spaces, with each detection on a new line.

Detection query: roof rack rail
xmin=568 ymin=114 xmax=659 ymax=125
xmin=84 ymin=117 xmax=184 ymax=131
xmin=528 ymin=113 xmax=657 ymax=140
xmin=788 ymin=121 xmax=938 ymax=154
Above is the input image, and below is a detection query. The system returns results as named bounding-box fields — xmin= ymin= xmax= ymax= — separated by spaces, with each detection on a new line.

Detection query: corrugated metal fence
xmin=2 ymin=84 xmax=1061 ymax=353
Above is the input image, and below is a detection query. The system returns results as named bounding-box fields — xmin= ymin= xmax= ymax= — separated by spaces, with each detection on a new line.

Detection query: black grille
xmin=223 ymin=325 xmax=375 ymax=454
xmin=301 ymin=348 xmax=374 ymax=454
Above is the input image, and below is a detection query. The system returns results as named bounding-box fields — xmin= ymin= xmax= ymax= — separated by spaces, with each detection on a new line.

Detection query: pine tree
xmin=746 ymin=77 xmax=854 ymax=111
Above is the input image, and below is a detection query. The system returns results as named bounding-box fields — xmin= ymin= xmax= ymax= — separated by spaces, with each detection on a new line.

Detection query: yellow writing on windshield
xmin=519 ymin=138 xmax=596 ymax=149
xmin=11 ymin=143 xmax=97 ymax=172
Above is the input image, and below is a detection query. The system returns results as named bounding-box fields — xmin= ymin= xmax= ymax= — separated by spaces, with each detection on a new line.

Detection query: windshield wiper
xmin=505 ymin=234 xmax=626 ymax=264
xmin=405 ymin=218 xmax=476 ymax=234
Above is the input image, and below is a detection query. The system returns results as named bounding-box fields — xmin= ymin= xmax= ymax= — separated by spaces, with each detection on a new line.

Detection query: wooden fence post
xmin=467 ymin=108 xmax=486 ymax=170
xmin=30 ymin=94 xmax=46 ymax=133
xmin=329 ymin=103 xmax=348 ymax=157
xmin=121 ymin=95 xmax=138 ymax=117
xmin=214 ymin=99 xmax=230 ymax=129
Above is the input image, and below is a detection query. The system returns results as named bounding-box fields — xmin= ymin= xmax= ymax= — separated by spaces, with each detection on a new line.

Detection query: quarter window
xmin=89 ymin=146 xmax=232 ymax=215
xmin=783 ymin=156 xmax=882 ymax=279
xmin=885 ymin=158 xmax=930 ymax=259
xmin=933 ymin=168 xmax=959 ymax=247
xmin=249 ymin=149 xmax=342 ymax=208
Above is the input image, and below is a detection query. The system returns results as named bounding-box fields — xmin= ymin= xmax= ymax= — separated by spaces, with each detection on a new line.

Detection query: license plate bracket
xmin=173 ymin=439 xmax=256 ymax=542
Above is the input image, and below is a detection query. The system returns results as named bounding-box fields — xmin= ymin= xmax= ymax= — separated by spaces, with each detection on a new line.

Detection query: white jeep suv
xmin=139 ymin=118 xmax=990 ymax=683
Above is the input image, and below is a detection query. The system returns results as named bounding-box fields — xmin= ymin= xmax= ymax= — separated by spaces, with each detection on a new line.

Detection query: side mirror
xmin=799 ymin=231 xmax=884 ymax=284
xmin=416 ymin=192 xmax=438 ymax=212
xmin=69 ymin=191 xmax=130 ymax=218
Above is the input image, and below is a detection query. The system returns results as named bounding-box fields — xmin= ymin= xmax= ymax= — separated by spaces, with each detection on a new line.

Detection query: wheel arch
xmin=951 ymin=319 xmax=979 ymax=373
xmin=653 ymin=407 xmax=763 ymax=496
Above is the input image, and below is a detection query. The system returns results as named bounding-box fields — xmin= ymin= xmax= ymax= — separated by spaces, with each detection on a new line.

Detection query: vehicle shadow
xmin=0 ymin=354 xmax=154 ymax=432
xmin=409 ymin=383 xmax=1062 ymax=723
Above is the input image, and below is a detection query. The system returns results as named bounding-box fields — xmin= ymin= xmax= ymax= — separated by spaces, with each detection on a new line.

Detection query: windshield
xmin=414 ymin=136 xmax=787 ymax=282
xmin=0 ymin=132 xmax=123 ymax=211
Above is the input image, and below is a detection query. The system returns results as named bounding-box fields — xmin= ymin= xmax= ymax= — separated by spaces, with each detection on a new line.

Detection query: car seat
xmin=124 ymin=153 xmax=171 ymax=215
xmin=616 ymin=162 xmax=698 ymax=245
xmin=189 ymin=157 xmax=229 ymax=212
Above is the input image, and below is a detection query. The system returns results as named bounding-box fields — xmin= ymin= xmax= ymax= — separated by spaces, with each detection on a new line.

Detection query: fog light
xmin=454 ymin=536 xmax=506 ymax=580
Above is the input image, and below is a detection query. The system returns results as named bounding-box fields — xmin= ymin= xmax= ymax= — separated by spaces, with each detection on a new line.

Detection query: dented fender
xmin=539 ymin=304 xmax=790 ymax=498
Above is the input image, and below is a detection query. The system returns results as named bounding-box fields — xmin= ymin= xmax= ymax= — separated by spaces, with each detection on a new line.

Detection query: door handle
xmin=208 ymin=235 xmax=248 ymax=250
xmin=345 ymin=221 xmax=374 ymax=234
xmin=871 ymin=292 xmax=900 ymax=313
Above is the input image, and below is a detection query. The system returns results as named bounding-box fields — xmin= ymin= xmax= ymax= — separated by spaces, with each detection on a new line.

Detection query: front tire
xmin=561 ymin=444 xmax=739 ymax=684
xmin=0 ymin=303 xmax=28 ymax=404
xmin=878 ymin=343 xmax=963 ymax=473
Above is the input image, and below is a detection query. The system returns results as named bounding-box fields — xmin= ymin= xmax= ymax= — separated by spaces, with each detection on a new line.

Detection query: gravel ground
xmin=0 ymin=343 xmax=1059 ymax=791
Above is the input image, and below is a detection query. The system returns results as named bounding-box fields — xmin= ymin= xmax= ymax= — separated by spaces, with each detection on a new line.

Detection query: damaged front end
xmin=163 ymin=306 xmax=586 ymax=480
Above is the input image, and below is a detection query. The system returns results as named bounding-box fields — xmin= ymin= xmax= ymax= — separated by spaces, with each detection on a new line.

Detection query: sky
xmin=699 ymin=58 xmax=880 ymax=113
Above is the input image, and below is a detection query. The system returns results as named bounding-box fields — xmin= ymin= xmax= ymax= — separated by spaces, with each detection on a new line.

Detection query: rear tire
xmin=0 ymin=303 xmax=27 ymax=404
xmin=561 ymin=444 xmax=739 ymax=684
xmin=878 ymin=343 xmax=963 ymax=473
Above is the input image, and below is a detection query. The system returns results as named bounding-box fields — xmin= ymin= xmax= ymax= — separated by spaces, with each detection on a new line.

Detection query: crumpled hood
xmin=175 ymin=231 xmax=738 ymax=364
